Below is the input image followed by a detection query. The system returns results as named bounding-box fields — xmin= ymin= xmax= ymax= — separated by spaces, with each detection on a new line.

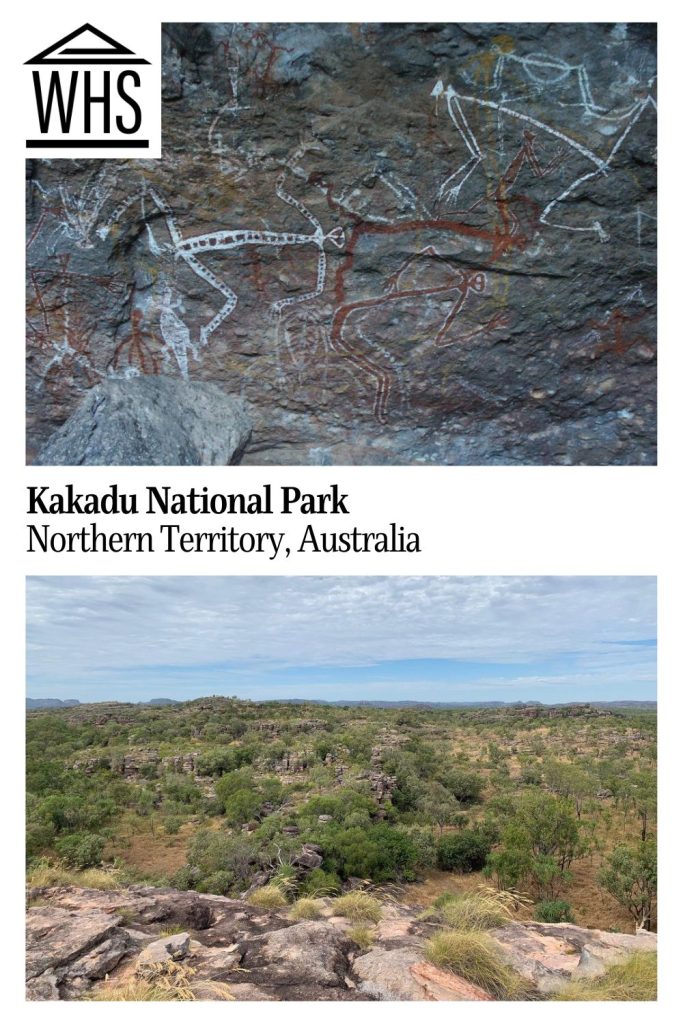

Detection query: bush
xmin=437 ymin=829 xmax=492 ymax=873
xmin=54 ymin=832 xmax=105 ymax=869
xmin=535 ymin=899 xmax=574 ymax=923
xmin=424 ymin=931 xmax=528 ymax=999
xmin=333 ymin=892 xmax=383 ymax=923
xmin=186 ymin=832 xmax=258 ymax=891
xmin=321 ymin=823 xmax=418 ymax=882
xmin=221 ymin=789 xmax=263 ymax=826
xmin=246 ymin=885 xmax=289 ymax=909
xmin=289 ymin=897 xmax=321 ymax=921
xmin=440 ymin=769 xmax=485 ymax=805
xmin=195 ymin=871 xmax=234 ymax=896
xmin=552 ymin=952 xmax=656 ymax=1001
xmin=298 ymin=868 xmax=341 ymax=897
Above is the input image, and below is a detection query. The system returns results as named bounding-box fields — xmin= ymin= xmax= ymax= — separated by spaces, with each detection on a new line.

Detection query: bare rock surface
xmin=491 ymin=921 xmax=658 ymax=993
xmin=136 ymin=931 xmax=191 ymax=966
xmin=26 ymin=885 xmax=657 ymax=1001
xmin=353 ymin=947 xmax=492 ymax=1000
xmin=26 ymin=905 xmax=133 ymax=1000
xmin=35 ymin=376 xmax=252 ymax=466
xmin=27 ymin=23 xmax=656 ymax=465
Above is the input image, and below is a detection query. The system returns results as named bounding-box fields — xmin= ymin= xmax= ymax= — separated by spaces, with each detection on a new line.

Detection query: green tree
xmin=598 ymin=841 xmax=657 ymax=930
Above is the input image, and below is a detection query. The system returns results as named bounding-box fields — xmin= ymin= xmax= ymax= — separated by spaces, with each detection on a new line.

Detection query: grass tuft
xmin=424 ymin=930 xmax=529 ymax=999
xmin=289 ymin=897 xmax=321 ymax=921
xmin=552 ymin=952 xmax=657 ymax=1001
xmin=347 ymin=924 xmax=376 ymax=950
xmin=28 ymin=862 xmax=121 ymax=890
xmin=246 ymin=885 xmax=289 ymax=909
xmin=88 ymin=962 xmax=235 ymax=1001
xmin=333 ymin=892 xmax=383 ymax=923
xmin=428 ymin=890 xmax=514 ymax=931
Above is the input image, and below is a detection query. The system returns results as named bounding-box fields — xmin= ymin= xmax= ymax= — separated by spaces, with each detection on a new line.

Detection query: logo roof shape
xmin=25 ymin=23 xmax=150 ymax=65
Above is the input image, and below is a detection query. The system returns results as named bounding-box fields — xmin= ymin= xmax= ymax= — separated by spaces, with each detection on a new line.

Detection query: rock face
xmin=26 ymin=885 xmax=657 ymax=1001
xmin=491 ymin=921 xmax=658 ymax=994
xmin=35 ymin=376 xmax=252 ymax=466
xmin=26 ymin=906 xmax=134 ymax=1000
xmin=26 ymin=23 xmax=656 ymax=465
xmin=353 ymin=947 xmax=493 ymax=1001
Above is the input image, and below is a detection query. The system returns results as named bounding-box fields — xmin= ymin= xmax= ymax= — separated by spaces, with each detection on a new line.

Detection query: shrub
xmin=186 ymin=832 xmax=258 ymax=890
xmin=246 ymin=885 xmax=289 ymax=909
xmin=221 ymin=789 xmax=263 ymax=826
xmin=440 ymin=769 xmax=485 ymax=806
xmin=298 ymin=868 xmax=341 ymax=897
xmin=347 ymin=924 xmax=375 ymax=950
xmin=321 ymin=823 xmax=418 ymax=882
xmin=535 ymin=899 xmax=574 ymax=923
xmin=424 ymin=931 xmax=528 ymax=999
xmin=289 ymin=897 xmax=321 ymax=921
xmin=552 ymin=952 xmax=656 ymax=1001
xmin=54 ymin=832 xmax=105 ymax=869
xmin=437 ymin=829 xmax=492 ymax=873
xmin=195 ymin=871 xmax=234 ymax=896
xmin=333 ymin=892 xmax=383 ymax=923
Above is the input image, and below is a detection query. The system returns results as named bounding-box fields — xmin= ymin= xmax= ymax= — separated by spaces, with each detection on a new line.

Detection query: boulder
xmin=35 ymin=376 xmax=252 ymax=466
xmin=26 ymin=906 xmax=133 ymax=1000
xmin=292 ymin=843 xmax=324 ymax=871
xmin=239 ymin=920 xmax=355 ymax=990
xmin=136 ymin=931 xmax=191 ymax=966
xmin=353 ymin=948 xmax=492 ymax=1001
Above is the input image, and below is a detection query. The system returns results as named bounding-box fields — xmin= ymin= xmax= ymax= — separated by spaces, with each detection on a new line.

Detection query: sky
xmin=26 ymin=576 xmax=656 ymax=704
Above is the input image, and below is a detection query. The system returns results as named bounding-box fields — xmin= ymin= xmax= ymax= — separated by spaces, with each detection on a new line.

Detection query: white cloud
xmin=26 ymin=576 xmax=655 ymax=696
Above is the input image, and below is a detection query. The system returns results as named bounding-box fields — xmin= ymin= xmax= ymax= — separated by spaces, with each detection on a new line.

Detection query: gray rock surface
xmin=353 ymin=947 xmax=493 ymax=1000
xmin=26 ymin=906 xmax=133 ymax=1000
xmin=491 ymin=921 xmax=658 ymax=994
xmin=35 ymin=376 xmax=252 ymax=465
xmin=136 ymin=931 xmax=191 ymax=966
xmin=26 ymin=23 xmax=656 ymax=465
xmin=26 ymin=884 xmax=657 ymax=1001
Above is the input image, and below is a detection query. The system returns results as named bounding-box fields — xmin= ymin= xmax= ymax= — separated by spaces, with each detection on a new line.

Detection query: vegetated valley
xmin=26 ymin=698 xmax=657 ymax=1001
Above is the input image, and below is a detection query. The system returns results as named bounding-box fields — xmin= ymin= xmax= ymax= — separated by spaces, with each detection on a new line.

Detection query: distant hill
xmin=26 ymin=696 xmax=656 ymax=711
xmin=26 ymin=697 xmax=180 ymax=710
xmin=26 ymin=698 xmax=80 ymax=709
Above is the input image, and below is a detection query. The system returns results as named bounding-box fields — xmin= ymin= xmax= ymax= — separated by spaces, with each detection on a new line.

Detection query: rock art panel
xmin=26 ymin=23 xmax=657 ymax=464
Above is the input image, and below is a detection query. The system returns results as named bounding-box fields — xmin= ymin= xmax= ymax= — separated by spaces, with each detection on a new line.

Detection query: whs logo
xmin=24 ymin=22 xmax=161 ymax=158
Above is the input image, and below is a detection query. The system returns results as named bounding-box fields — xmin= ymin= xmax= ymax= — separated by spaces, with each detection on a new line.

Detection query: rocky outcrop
xmin=26 ymin=885 xmax=657 ymax=1001
xmin=35 ymin=377 xmax=252 ymax=466
xmin=353 ymin=948 xmax=493 ymax=1001
xmin=161 ymin=752 xmax=201 ymax=775
xmin=26 ymin=906 xmax=134 ymax=1000
xmin=27 ymin=24 xmax=656 ymax=466
xmin=490 ymin=921 xmax=657 ymax=994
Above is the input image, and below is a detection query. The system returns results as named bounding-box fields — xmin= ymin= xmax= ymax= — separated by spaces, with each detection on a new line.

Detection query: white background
xmin=3 ymin=0 xmax=679 ymax=1019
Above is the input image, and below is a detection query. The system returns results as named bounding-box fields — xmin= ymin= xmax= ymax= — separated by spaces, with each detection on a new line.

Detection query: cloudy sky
xmin=26 ymin=577 xmax=656 ymax=704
